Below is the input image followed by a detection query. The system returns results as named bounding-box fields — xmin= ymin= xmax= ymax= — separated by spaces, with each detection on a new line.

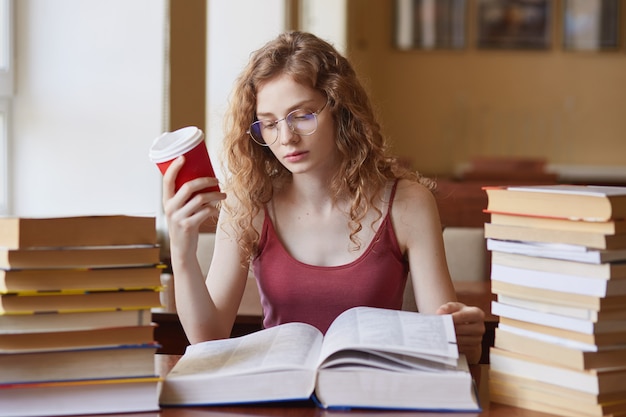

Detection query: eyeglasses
xmin=247 ymin=101 xmax=328 ymax=146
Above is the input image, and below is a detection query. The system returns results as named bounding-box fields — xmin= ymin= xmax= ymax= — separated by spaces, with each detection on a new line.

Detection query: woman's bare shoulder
xmin=391 ymin=178 xmax=442 ymax=238
xmin=393 ymin=178 xmax=438 ymax=207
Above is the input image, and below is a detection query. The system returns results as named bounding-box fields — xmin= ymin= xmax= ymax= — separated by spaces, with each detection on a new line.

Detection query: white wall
xmin=8 ymin=0 xmax=347 ymax=220
xmin=205 ymin=0 xmax=347 ymax=179
xmin=10 ymin=0 xmax=166 ymax=217
xmin=206 ymin=0 xmax=286 ymax=180
xmin=300 ymin=0 xmax=347 ymax=54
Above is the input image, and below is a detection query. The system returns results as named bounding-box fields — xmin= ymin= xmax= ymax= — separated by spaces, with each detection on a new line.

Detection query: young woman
xmin=163 ymin=31 xmax=485 ymax=364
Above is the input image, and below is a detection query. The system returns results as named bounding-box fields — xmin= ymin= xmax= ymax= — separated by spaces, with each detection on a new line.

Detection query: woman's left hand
xmin=437 ymin=302 xmax=485 ymax=365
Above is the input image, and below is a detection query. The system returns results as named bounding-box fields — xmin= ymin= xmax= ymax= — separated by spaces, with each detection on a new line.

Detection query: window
xmin=0 ymin=0 xmax=13 ymax=215
xmin=563 ymin=0 xmax=620 ymax=51
xmin=395 ymin=0 xmax=466 ymax=50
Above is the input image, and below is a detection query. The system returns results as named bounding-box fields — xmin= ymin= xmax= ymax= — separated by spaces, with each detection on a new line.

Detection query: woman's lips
xmin=284 ymin=151 xmax=308 ymax=163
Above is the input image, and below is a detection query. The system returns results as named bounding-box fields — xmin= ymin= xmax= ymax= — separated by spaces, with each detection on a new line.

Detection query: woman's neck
xmin=280 ymin=175 xmax=338 ymax=213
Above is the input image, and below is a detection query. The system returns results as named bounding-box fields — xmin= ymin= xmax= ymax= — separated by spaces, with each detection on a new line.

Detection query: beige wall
xmin=347 ymin=0 xmax=626 ymax=176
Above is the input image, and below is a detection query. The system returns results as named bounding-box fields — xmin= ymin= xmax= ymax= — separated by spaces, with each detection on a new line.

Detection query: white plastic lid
xmin=148 ymin=126 xmax=204 ymax=163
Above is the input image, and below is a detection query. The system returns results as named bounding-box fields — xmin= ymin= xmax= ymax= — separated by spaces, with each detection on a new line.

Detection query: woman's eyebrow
xmin=254 ymin=110 xmax=276 ymax=119
xmin=256 ymin=100 xmax=317 ymax=119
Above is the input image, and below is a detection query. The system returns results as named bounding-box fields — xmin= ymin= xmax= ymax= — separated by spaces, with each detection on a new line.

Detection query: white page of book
xmin=497 ymin=294 xmax=598 ymax=321
xmin=498 ymin=323 xmax=599 ymax=352
xmin=490 ymin=264 xmax=614 ymax=297
xmin=320 ymin=349 xmax=460 ymax=372
xmin=486 ymin=238 xmax=626 ymax=264
xmin=508 ymin=185 xmax=626 ymax=197
xmin=169 ymin=322 xmax=323 ymax=378
xmin=488 ymin=238 xmax=591 ymax=253
xmin=492 ymin=301 xmax=602 ymax=334
xmin=318 ymin=307 xmax=458 ymax=368
xmin=490 ymin=351 xmax=602 ymax=395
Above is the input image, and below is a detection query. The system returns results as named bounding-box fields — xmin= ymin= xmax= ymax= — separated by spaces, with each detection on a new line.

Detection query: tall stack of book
xmin=483 ymin=184 xmax=626 ymax=417
xmin=0 ymin=215 xmax=163 ymax=417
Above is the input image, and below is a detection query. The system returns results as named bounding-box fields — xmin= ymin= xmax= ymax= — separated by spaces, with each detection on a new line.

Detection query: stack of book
xmin=0 ymin=215 xmax=163 ymax=417
xmin=483 ymin=184 xmax=626 ymax=417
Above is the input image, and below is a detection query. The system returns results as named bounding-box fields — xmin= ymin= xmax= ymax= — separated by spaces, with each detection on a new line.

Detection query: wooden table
xmin=127 ymin=283 xmax=563 ymax=417
xmin=76 ymin=403 xmax=560 ymax=417
xmin=51 ymin=354 xmax=560 ymax=417
xmin=151 ymin=401 xmax=559 ymax=417
xmin=147 ymin=354 xmax=559 ymax=417
xmin=145 ymin=283 xmax=563 ymax=417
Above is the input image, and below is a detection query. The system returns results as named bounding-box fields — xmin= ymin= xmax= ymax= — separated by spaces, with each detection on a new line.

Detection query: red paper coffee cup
xmin=149 ymin=126 xmax=220 ymax=193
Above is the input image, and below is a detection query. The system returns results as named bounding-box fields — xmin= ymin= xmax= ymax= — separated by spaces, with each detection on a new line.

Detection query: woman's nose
xmin=277 ymin=120 xmax=298 ymax=145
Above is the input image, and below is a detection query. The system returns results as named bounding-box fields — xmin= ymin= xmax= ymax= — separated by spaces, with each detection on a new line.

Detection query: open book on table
xmin=159 ymin=306 xmax=480 ymax=411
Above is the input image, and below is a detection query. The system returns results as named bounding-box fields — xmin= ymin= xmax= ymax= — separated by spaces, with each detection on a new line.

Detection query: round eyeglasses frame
xmin=247 ymin=101 xmax=328 ymax=146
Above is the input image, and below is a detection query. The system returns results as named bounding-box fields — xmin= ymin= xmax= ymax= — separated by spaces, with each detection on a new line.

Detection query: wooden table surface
xmin=144 ymin=354 xmax=561 ymax=417
xmin=44 ymin=353 xmax=560 ymax=417
xmin=144 ymin=283 xmax=559 ymax=417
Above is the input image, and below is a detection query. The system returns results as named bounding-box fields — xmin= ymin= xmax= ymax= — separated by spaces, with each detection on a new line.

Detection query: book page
xmin=498 ymin=323 xmax=598 ymax=352
xmin=491 ymin=264 xmax=609 ymax=297
xmin=167 ymin=322 xmax=323 ymax=378
xmin=321 ymin=349 xmax=459 ymax=372
xmin=491 ymin=301 xmax=602 ymax=334
xmin=486 ymin=238 xmax=626 ymax=264
xmin=318 ymin=307 xmax=458 ymax=368
xmin=508 ymin=185 xmax=626 ymax=197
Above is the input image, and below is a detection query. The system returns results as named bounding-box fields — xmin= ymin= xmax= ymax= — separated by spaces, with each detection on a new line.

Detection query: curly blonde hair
xmin=221 ymin=31 xmax=431 ymax=262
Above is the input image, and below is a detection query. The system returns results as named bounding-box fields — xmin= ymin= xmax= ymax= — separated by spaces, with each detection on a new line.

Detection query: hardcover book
xmin=159 ymin=306 xmax=480 ymax=411
xmin=0 ymin=265 xmax=162 ymax=293
xmin=0 ymin=215 xmax=157 ymax=249
xmin=490 ymin=370 xmax=626 ymax=417
xmin=487 ymin=238 xmax=626 ymax=264
xmin=491 ymin=251 xmax=626 ymax=280
xmin=490 ymin=347 xmax=626 ymax=395
xmin=483 ymin=185 xmax=626 ymax=221
xmin=0 ymin=245 xmax=160 ymax=269
xmin=484 ymin=222 xmax=626 ymax=250
xmin=490 ymin=264 xmax=626 ymax=298
xmin=488 ymin=211 xmax=626 ymax=235
xmin=494 ymin=326 xmax=626 ymax=370
xmin=0 ymin=309 xmax=152 ymax=333
xmin=0 ymin=343 xmax=158 ymax=384
xmin=0 ymin=289 xmax=162 ymax=314
xmin=0 ymin=377 xmax=160 ymax=417
xmin=0 ymin=325 xmax=155 ymax=352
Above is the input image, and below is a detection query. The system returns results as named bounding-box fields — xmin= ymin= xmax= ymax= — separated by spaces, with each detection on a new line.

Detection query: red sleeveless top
xmin=252 ymin=181 xmax=409 ymax=334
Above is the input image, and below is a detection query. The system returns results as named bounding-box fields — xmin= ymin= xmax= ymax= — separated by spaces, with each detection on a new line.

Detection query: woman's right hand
xmin=162 ymin=155 xmax=225 ymax=255
xmin=162 ymin=156 xmax=229 ymax=343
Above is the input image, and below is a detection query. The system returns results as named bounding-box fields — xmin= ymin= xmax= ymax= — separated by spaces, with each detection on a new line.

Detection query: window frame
xmin=0 ymin=0 xmax=14 ymax=215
